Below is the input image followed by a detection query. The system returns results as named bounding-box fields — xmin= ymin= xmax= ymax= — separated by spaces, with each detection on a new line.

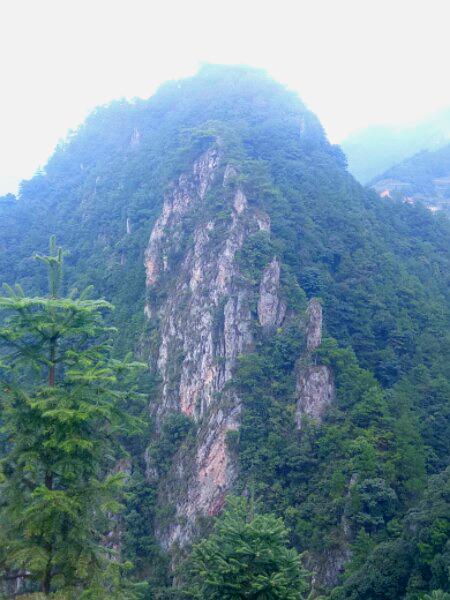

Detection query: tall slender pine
xmin=0 ymin=238 xmax=144 ymax=597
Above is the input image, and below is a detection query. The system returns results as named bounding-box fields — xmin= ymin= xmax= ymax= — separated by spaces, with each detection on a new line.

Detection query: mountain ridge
xmin=1 ymin=65 xmax=450 ymax=598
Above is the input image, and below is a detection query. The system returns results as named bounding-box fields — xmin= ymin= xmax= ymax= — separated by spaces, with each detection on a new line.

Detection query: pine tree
xmin=0 ymin=238 xmax=144 ymax=597
xmin=184 ymin=495 xmax=309 ymax=599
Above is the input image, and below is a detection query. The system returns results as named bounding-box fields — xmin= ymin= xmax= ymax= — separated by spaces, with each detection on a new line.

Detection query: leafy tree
xmin=331 ymin=468 xmax=450 ymax=599
xmin=422 ymin=591 xmax=450 ymax=600
xmin=348 ymin=478 xmax=397 ymax=533
xmin=0 ymin=238 xmax=144 ymax=597
xmin=183 ymin=496 xmax=308 ymax=599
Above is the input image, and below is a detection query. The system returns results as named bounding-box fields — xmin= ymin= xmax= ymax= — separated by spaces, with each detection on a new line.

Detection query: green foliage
xmin=233 ymin=326 xmax=432 ymax=594
xmin=347 ymin=478 xmax=397 ymax=533
xmin=150 ymin=413 xmax=193 ymax=476
xmin=183 ymin=496 xmax=309 ymax=599
xmin=236 ymin=231 xmax=276 ymax=284
xmin=331 ymin=468 xmax=450 ymax=599
xmin=0 ymin=240 xmax=145 ymax=596
xmin=422 ymin=592 xmax=450 ymax=600
xmin=232 ymin=323 xmax=305 ymax=503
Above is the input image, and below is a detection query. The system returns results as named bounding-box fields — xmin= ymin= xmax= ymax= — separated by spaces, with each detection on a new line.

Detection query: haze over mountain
xmin=2 ymin=1 xmax=450 ymax=198
xmin=1 ymin=65 xmax=450 ymax=598
xmin=342 ymin=108 xmax=450 ymax=183
xmin=370 ymin=143 xmax=450 ymax=215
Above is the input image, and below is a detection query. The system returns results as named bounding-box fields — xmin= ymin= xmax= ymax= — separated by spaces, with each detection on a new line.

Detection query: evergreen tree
xmin=183 ymin=496 xmax=308 ymax=599
xmin=0 ymin=238 xmax=144 ymax=597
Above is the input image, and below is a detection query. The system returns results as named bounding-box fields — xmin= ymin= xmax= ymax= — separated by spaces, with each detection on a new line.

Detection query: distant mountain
xmin=370 ymin=143 xmax=450 ymax=215
xmin=341 ymin=108 xmax=450 ymax=183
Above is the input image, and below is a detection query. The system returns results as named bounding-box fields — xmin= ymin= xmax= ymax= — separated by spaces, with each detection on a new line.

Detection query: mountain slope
xmin=341 ymin=108 xmax=450 ymax=183
xmin=1 ymin=65 xmax=450 ymax=597
xmin=370 ymin=143 xmax=450 ymax=215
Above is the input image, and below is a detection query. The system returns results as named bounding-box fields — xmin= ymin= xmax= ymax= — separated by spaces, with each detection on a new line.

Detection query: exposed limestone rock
xmin=295 ymin=365 xmax=334 ymax=429
xmin=151 ymin=185 xmax=254 ymax=424
xmin=306 ymin=297 xmax=323 ymax=351
xmin=157 ymin=398 xmax=240 ymax=549
xmin=306 ymin=545 xmax=351 ymax=590
xmin=144 ymin=149 xmax=270 ymax=547
xmin=233 ymin=188 xmax=247 ymax=214
xmin=144 ymin=150 xmax=334 ymax=549
xmin=257 ymin=257 xmax=286 ymax=329
xmin=296 ymin=297 xmax=334 ymax=429
xmin=144 ymin=147 xmax=220 ymax=287
xmin=342 ymin=473 xmax=359 ymax=538
xmin=256 ymin=210 xmax=271 ymax=233
xmin=306 ymin=474 xmax=357 ymax=589
xmin=223 ymin=163 xmax=238 ymax=185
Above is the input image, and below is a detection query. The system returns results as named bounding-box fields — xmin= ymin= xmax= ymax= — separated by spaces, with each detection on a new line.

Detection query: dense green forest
xmin=0 ymin=66 xmax=449 ymax=598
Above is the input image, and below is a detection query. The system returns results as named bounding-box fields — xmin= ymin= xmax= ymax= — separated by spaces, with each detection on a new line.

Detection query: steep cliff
xmin=142 ymin=147 xmax=336 ymax=549
xmin=257 ymin=257 xmax=286 ymax=330
xmin=143 ymin=147 xmax=281 ymax=547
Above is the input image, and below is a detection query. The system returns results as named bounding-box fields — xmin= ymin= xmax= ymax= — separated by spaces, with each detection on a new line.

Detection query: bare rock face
xmin=144 ymin=148 xmax=220 ymax=288
xmin=296 ymin=297 xmax=334 ymax=429
xmin=257 ymin=257 xmax=286 ymax=329
xmin=144 ymin=147 xmax=271 ymax=547
xmin=157 ymin=399 xmax=240 ymax=549
xmin=306 ymin=545 xmax=351 ymax=590
xmin=295 ymin=365 xmax=334 ymax=429
xmin=306 ymin=297 xmax=323 ymax=352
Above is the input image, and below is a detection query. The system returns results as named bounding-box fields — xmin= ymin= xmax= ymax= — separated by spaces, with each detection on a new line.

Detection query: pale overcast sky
xmin=1 ymin=0 xmax=450 ymax=195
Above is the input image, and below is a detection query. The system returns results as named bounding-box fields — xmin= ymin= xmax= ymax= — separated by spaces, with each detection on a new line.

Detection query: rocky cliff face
xmin=257 ymin=257 xmax=286 ymax=329
xmin=144 ymin=149 xmax=335 ymax=550
xmin=305 ymin=297 xmax=323 ymax=352
xmin=295 ymin=365 xmax=334 ymax=429
xmin=144 ymin=147 xmax=276 ymax=547
xmin=296 ymin=298 xmax=335 ymax=429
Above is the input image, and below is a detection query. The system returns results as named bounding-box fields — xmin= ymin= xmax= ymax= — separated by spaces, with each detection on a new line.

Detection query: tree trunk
xmin=49 ymin=336 xmax=56 ymax=386
xmin=42 ymin=338 xmax=56 ymax=595
xmin=42 ymin=560 xmax=52 ymax=596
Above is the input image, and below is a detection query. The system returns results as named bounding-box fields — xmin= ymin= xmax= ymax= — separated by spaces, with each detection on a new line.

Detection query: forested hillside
xmin=1 ymin=65 xmax=449 ymax=599
xmin=342 ymin=109 xmax=450 ymax=183
xmin=370 ymin=144 xmax=450 ymax=215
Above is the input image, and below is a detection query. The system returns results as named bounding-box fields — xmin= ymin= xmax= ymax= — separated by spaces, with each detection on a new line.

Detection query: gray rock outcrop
xmin=305 ymin=297 xmax=323 ymax=351
xmin=296 ymin=298 xmax=335 ymax=429
xmin=257 ymin=257 xmax=286 ymax=329
xmin=295 ymin=365 xmax=334 ymax=429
